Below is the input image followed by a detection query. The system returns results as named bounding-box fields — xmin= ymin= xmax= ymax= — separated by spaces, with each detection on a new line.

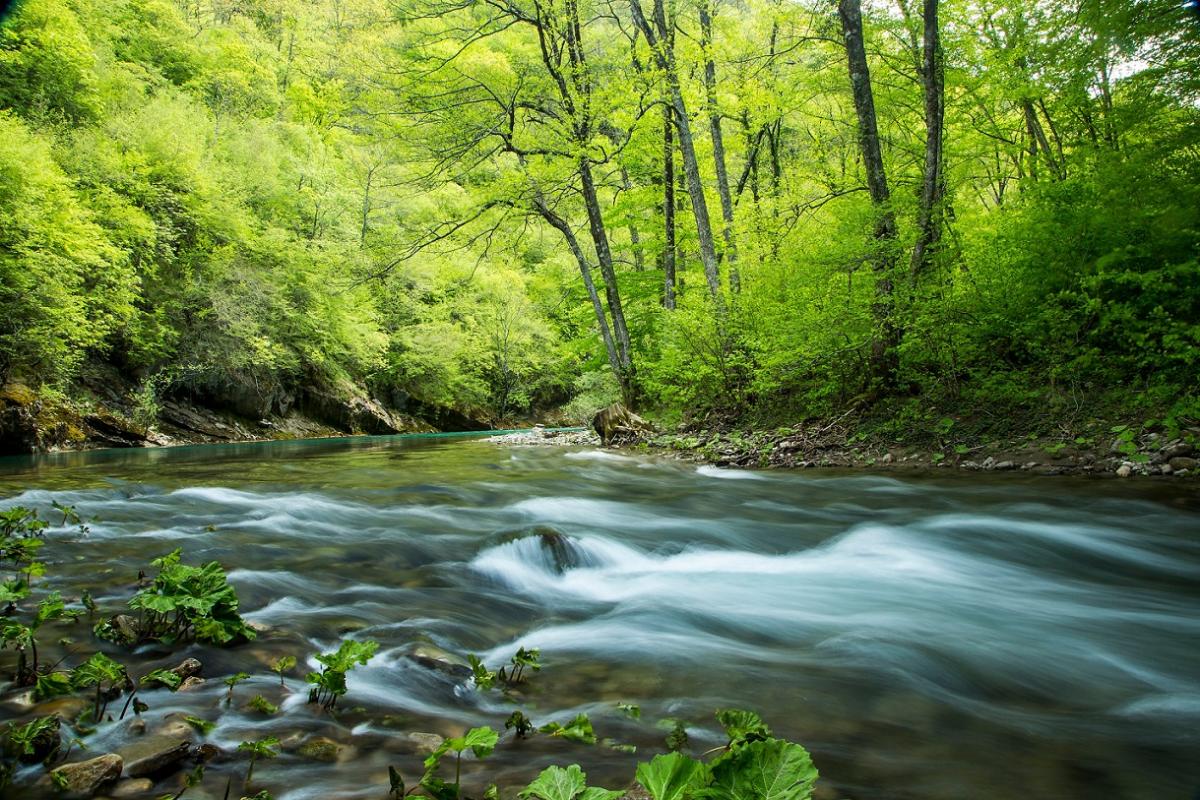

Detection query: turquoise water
xmin=1 ymin=435 xmax=1198 ymax=799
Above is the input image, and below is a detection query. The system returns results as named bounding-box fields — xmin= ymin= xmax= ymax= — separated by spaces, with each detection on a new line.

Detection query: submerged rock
xmin=407 ymin=644 xmax=472 ymax=679
xmin=110 ymin=778 xmax=155 ymax=798
xmin=297 ymin=736 xmax=343 ymax=762
xmin=119 ymin=734 xmax=193 ymax=778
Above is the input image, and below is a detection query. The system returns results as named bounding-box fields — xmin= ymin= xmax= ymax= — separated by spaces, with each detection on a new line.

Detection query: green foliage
xmin=468 ymin=654 xmax=496 ymax=690
xmin=519 ymin=765 xmax=621 ymax=800
xmin=421 ymin=727 xmax=500 ymax=800
xmin=224 ymin=672 xmax=251 ymax=705
xmin=237 ymin=737 xmax=280 ymax=786
xmin=247 ymin=695 xmax=278 ymax=715
xmin=71 ymin=651 xmax=127 ymax=721
xmin=714 ymin=710 xmax=771 ymax=747
xmin=183 ymin=716 xmax=216 ymax=736
xmin=4 ymin=715 xmax=60 ymax=762
xmin=306 ymin=639 xmax=378 ymax=709
xmin=499 ymin=647 xmax=540 ymax=686
xmin=664 ymin=720 xmax=689 ymax=754
xmin=636 ymin=753 xmax=709 ymax=800
xmin=126 ymin=549 xmax=254 ymax=646
xmin=505 ymin=711 xmax=536 ymax=739
xmin=702 ymin=740 xmax=818 ymax=800
xmin=270 ymin=655 xmax=295 ymax=686
xmin=142 ymin=668 xmax=183 ymax=691
xmin=539 ymin=714 xmax=597 ymax=745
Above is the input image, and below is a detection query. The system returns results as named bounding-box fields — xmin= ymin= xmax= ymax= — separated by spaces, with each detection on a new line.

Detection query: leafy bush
xmin=120 ymin=548 xmax=255 ymax=646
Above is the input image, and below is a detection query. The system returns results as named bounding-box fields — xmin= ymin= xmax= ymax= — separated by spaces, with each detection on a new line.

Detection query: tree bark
xmin=910 ymin=0 xmax=944 ymax=278
xmin=534 ymin=200 xmax=626 ymax=396
xmin=618 ymin=165 xmax=645 ymax=270
xmin=838 ymin=0 xmax=899 ymax=386
xmin=630 ymin=0 xmax=724 ymax=305
xmin=662 ymin=105 xmax=677 ymax=309
xmin=699 ymin=0 xmax=738 ymax=293
xmin=579 ymin=156 xmax=636 ymax=393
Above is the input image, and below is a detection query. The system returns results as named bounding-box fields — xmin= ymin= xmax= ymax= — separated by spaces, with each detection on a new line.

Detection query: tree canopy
xmin=1 ymin=0 xmax=1197 ymax=427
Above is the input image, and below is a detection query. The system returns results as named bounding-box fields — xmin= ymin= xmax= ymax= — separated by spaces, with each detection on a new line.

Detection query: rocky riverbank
xmin=634 ymin=418 xmax=1200 ymax=480
xmin=0 ymin=381 xmax=447 ymax=456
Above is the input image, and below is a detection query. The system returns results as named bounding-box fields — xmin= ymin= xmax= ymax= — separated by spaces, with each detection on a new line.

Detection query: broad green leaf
xmin=715 ymin=709 xmax=771 ymax=746
xmin=142 ymin=668 xmax=183 ymax=690
xmin=34 ymin=671 xmax=73 ymax=700
xmin=539 ymin=713 xmax=597 ymax=745
xmin=520 ymin=764 xmax=586 ymax=800
xmin=700 ymin=740 xmax=817 ymax=800
xmin=636 ymin=753 xmax=708 ymax=800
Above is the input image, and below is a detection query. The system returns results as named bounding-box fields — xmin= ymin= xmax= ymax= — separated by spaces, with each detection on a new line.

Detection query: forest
xmin=1 ymin=0 xmax=1198 ymax=444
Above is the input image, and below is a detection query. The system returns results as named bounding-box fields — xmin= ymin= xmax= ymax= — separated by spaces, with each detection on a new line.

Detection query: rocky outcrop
xmin=298 ymin=385 xmax=435 ymax=435
xmin=0 ymin=383 xmax=86 ymax=455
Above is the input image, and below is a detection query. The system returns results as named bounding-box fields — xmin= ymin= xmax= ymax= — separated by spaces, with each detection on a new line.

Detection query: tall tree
xmin=630 ymin=0 xmax=724 ymax=305
xmin=910 ymin=0 xmax=945 ymax=278
xmin=837 ymin=0 xmax=900 ymax=385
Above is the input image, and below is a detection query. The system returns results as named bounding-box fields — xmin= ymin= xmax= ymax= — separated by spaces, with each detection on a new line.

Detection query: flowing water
xmin=1 ymin=435 xmax=1198 ymax=800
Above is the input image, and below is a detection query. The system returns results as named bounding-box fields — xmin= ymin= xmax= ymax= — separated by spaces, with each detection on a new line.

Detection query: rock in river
xmin=49 ymin=754 xmax=123 ymax=797
xmin=119 ymin=734 xmax=193 ymax=778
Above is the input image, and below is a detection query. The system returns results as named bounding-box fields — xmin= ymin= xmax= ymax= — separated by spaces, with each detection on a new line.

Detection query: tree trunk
xmin=579 ymin=156 xmax=636 ymax=395
xmin=619 ymin=165 xmax=645 ymax=270
xmin=662 ymin=105 xmax=677 ymax=309
xmin=699 ymin=0 xmax=738 ymax=293
xmin=630 ymin=0 xmax=724 ymax=306
xmin=910 ymin=0 xmax=944 ymax=279
xmin=838 ymin=0 xmax=900 ymax=386
xmin=534 ymin=200 xmax=628 ymax=401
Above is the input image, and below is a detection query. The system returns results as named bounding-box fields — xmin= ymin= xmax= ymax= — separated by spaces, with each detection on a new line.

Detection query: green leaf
xmin=389 ymin=766 xmax=406 ymax=799
xmin=142 ymin=668 xmax=183 ymax=691
xmin=183 ymin=716 xmax=216 ymax=735
xmin=450 ymin=726 xmax=499 ymax=759
xmin=71 ymin=652 xmax=126 ymax=688
xmin=636 ymin=753 xmax=708 ymax=800
xmin=700 ymin=740 xmax=817 ymax=800
xmin=715 ymin=709 xmax=771 ymax=746
xmin=520 ymin=764 xmax=587 ymax=800
xmin=33 ymin=671 xmax=73 ymax=700
xmin=539 ymin=713 xmax=596 ymax=745
xmin=617 ymin=703 xmax=641 ymax=720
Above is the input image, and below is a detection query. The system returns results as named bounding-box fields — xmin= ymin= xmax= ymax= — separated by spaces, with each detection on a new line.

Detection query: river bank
xmin=634 ymin=421 xmax=1200 ymax=480
xmin=0 ymin=375 xmax=506 ymax=456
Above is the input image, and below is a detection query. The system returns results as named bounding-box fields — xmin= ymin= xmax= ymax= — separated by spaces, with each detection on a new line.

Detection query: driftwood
xmin=591 ymin=403 xmax=655 ymax=446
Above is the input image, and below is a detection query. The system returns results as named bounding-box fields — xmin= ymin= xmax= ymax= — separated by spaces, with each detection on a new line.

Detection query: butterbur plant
xmin=237 ymin=736 xmax=280 ymax=787
xmin=505 ymin=711 xmax=535 ymax=739
xmin=421 ymin=727 xmax=499 ymax=800
xmin=71 ymin=652 xmax=128 ymax=723
xmin=224 ymin=673 xmax=251 ymax=706
xmin=634 ymin=710 xmax=817 ymax=800
xmin=499 ymin=647 xmax=540 ymax=686
xmin=467 ymin=655 xmax=496 ymax=690
xmin=306 ymin=639 xmax=378 ymax=709
xmin=270 ymin=655 xmax=296 ymax=687
xmin=539 ymin=714 xmax=596 ymax=745
xmin=519 ymin=765 xmax=620 ymax=800
xmin=122 ymin=549 xmax=255 ymax=646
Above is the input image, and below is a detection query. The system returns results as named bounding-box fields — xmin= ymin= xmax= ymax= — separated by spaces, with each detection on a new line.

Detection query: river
xmin=1 ymin=434 xmax=1198 ymax=800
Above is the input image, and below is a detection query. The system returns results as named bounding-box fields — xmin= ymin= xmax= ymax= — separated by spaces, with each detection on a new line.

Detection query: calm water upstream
xmin=1 ymin=435 xmax=1198 ymax=800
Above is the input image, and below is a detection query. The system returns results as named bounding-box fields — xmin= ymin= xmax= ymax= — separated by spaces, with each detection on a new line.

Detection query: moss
xmin=0 ymin=382 xmax=38 ymax=406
